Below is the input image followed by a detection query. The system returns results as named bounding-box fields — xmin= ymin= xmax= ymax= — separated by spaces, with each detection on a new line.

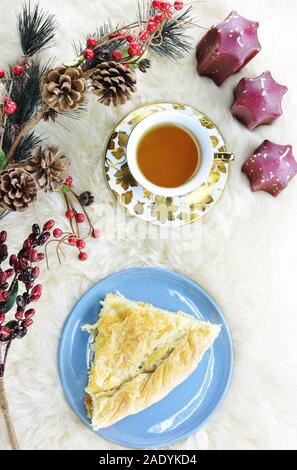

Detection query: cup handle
xmin=214 ymin=152 xmax=235 ymax=163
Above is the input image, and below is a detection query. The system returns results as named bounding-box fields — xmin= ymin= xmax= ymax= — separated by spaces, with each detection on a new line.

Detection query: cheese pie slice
xmin=84 ymin=293 xmax=221 ymax=430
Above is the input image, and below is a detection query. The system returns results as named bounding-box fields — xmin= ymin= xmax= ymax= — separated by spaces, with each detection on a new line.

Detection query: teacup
xmin=127 ymin=111 xmax=214 ymax=197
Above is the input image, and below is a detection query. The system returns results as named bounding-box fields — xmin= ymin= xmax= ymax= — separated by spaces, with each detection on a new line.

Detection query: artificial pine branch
xmin=17 ymin=1 xmax=58 ymax=56
xmin=138 ymin=1 xmax=194 ymax=60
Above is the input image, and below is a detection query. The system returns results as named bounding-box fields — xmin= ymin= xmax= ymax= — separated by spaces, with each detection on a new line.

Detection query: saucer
xmin=103 ymin=102 xmax=231 ymax=227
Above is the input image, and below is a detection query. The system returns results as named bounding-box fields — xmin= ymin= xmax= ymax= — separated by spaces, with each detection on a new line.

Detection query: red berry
xmin=87 ymin=37 xmax=97 ymax=48
xmin=117 ymin=31 xmax=126 ymax=38
xmin=13 ymin=65 xmax=23 ymax=76
xmin=128 ymin=45 xmax=138 ymax=57
xmin=0 ymin=272 xmax=7 ymax=284
xmin=160 ymin=1 xmax=170 ymax=11
xmin=65 ymin=176 xmax=73 ymax=187
xmin=25 ymin=309 xmax=36 ymax=319
xmin=75 ymin=213 xmax=85 ymax=223
xmin=84 ymin=48 xmax=95 ymax=60
xmin=4 ymin=105 xmax=16 ymax=115
xmin=32 ymin=284 xmax=42 ymax=296
xmin=127 ymin=35 xmax=135 ymax=43
xmin=139 ymin=30 xmax=149 ymax=40
xmin=31 ymin=292 xmax=41 ymax=302
xmin=78 ymin=252 xmax=88 ymax=261
xmin=65 ymin=209 xmax=75 ymax=219
xmin=0 ymin=68 xmax=5 ymax=78
xmin=147 ymin=22 xmax=157 ymax=33
xmin=7 ymin=100 xmax=17 ymax=110
xmin=76 ymin=239 xmax=86 ymax=249
xmin=23 ymin=319 xmax=33 ymax=328
xmin=0 ymin=326 xmax=11 ymax=338
xmin=32 ymin=267 xmax=40 ymax=278
xmin=152 ymin=0 xmax=161 ymax=8
xmin=68 ymin=235 xmax=77 ymax=245
xmin=53 ymin=228 xmax=63 ymax=238
xmin=112 ymin=50 xmax=122 ymax=60
xmin=92 ymin=228 xmax=101 ymax=239
xmin=5 ymin=268 xmax=14 ymax=279
xmin=138 ymin=47 xmax=145 ymax=56
xmin=36 ymin=253 xmax=45 ymax=261
xmin=0 ymin=230 xmax=7 ymax=243
xmin=2 ymin=292 xmax=10 ymax=302
xmin=174 ymin=1 xmax=183 ymax=10
xmin=154 ymin=13 xmax=164 ymax=23
xmin=9 ymin=254 xmax=17 ymax=267
xmin=15 ymin=311 xmax=23 ymax=321
xmin=0 ymin=314 xmax=5 ymax=325
xmin=43 ymin=220 xmax=55 ymax=231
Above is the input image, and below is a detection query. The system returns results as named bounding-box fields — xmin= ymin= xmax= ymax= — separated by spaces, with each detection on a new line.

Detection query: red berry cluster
xmin=1 ymin=96 xmax=17 ymax=115
xmin=51 ymin=176 xmax=101 ymax=261
xmin=83 ymin=37 xmax=98 ymax=60
xmin=0 ymin=221 xmax=55 ymax=342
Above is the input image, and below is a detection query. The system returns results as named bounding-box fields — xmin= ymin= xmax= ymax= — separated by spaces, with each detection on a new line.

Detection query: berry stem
xmin=0 ymin=341 xmax=19 ymax=450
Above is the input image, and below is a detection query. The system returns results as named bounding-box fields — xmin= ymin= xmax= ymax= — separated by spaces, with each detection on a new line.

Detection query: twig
xmin=0 ymin=343 xmax=19 ymax=450
xmin=6 ymin=103 xmax=48 ymax=162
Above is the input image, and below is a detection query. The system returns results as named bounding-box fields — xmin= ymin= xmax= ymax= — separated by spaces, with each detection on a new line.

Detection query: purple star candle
xmin=196 ymin=11 xmax=261 ymax=86
xmin=242 ymin=140 xmax=297 ymax=197
xmin=231 ymin=71 xmax=288 ymax=129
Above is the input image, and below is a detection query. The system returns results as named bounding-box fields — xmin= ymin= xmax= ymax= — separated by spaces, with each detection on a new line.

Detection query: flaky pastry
xmin=84 ymin=293 xmax=221 ymax=430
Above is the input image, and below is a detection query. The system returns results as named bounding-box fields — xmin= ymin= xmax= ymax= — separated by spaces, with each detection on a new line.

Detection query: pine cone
xmin=90 ymin=61 xmax=137 ymax=107
xmin=42 ymin=66 xmax=87 ymax=112
xmin=0 ymin=168 xmax=38 ymax=212
xmin=79 ymin=191 xmax=94 ymax=206
xmin=138 ymin=59 xmax=151 ymax=73
xmin=25 ymin=146 xmax=70 ymax=192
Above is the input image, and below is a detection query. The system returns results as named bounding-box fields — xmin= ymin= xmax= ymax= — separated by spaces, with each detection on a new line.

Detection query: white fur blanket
xmin=0 ymin=0 xmax=297 ymax=450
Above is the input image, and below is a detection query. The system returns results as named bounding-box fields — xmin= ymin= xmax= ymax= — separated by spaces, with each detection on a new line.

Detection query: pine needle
xmin=17 ymin=1 xmax=58 ymax=56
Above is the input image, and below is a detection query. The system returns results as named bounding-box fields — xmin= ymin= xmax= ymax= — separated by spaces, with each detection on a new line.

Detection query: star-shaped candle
xmin=231 ymin=71 xmax=288 ymax=129
xmin=196 ymin=11 xmax=261 ymax=86
xmin=242 ymin=140 xmax=297 ymax=197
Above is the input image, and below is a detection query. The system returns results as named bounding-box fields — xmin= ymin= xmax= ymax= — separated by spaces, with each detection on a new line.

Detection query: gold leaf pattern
xmin=134 ymin=202 xmax=144 ymax=214
xmin=112 ymin=147 xmax=125 ymax=159
xmin=200 ymin=116 xmax=215 ymax=129
xmin=210 ymin=136 xmax=219 ymax=148
xmin=128 ymin=109 xmax=156 ymax=125
xmin=115 ymin=163 xmax=137 ymax=191
xmin=143 ymin=189 xmax=151 ymax=199
xmin=118 ymin=131 xmax=128 ymax=147
xmin=218 ymin=145 xmax=228 ymax=153
xmin=217 ymin=162 xmax=227 ymax=173
xmin=208 ymin=171 xmax=220 ymax=184
xmin=107 ymin=139 xmax=115 ymax=150
xmin=173 ymin=103 xmax=186 ymax=110
xmin=121 ymin=191 xmax=133 ymax=205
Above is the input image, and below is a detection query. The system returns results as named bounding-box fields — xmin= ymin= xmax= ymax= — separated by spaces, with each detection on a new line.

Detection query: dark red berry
xmin=30 ymin=249 xmax=38 ymax=262
xmin=0 ymin=68 xmax=5 ymax=78
xmin=76 ymin=239 xmax=86 ymax=249
xmin=15 ymin=311 xmax=23 ymax=321
xmin=65 ymin=176 xmax=73 ymax=187
xmin=32 ymin=224 xmax=40 ymax=236
xmin=0 ymin=272 xmax=7 ymax=284
xmin=5 ymin=268 xmax=14 ymax=278
xmin=0 ymin=231 xmax=7 ymax=243
xmin=87 ymin=37 xmax=97 ymax=48
xmin=68 ymin=235 xmax=77 ymax=245
xmin=78 ymin=252 xmax=88 ymax=261
xmin=53 ymin=228 xmax=63 ymax=238
xmin=36 ymin=253 xmax=45 ymax=262
xmin=0 ymin=313 xmax=5 ymax=325
xmin=25 ymin=309 xmax=35 ymax=319
xmin=31 ymin=292 xmax=41 ymax=302
xmin=9 ymin=254 xmax=17 ymax=267
xmin=37 ymin=232 xmax=50 ymax=245
xmin=32 ymin=284 xmax=42 ymax=296
xmin=0 ymin=326 xmax=11 ymax=338
xmin=92 ymin=228 xmax=101 ymax=239
xmin=84 ymin=48 xmax=95 ymax=60
xmin=43 ymin=220 xmax=55 ymax=231
xmin=13 ymin=65 xmax=23 ymax=75
xmin=22 ymin=319 xmax=33 ymax=328
xmin=32 ymin=267 xmax=40 ymax=278
xmin=75 ymin=213 xmax=85 ymax=223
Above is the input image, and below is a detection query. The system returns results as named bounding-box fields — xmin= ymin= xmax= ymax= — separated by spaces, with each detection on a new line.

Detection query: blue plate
xmin=58 ymin=268 xmax=233 ymax=449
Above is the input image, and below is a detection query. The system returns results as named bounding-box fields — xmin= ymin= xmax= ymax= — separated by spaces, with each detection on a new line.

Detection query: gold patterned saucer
xmin=103 ymin=102 xmax=231 ymax=227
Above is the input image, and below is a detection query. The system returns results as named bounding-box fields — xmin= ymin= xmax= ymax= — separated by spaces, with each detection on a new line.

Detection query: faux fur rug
xmin=1 ymin=0 xmax=297 ymax=450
